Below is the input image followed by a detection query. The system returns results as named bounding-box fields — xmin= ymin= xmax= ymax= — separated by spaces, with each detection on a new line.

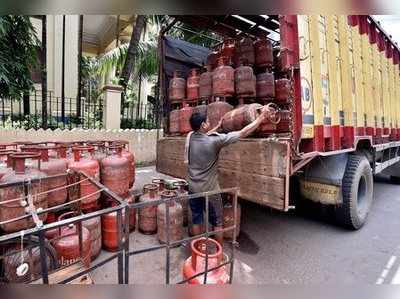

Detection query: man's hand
xmin=258 ymin=105 xmax=274 ymax=120
xmin=237 ymin=105 xmax=277 ymax=138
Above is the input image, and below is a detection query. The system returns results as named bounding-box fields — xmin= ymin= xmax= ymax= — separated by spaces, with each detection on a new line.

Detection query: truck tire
xmin=335 ymin=155 xmax=373 ymax=230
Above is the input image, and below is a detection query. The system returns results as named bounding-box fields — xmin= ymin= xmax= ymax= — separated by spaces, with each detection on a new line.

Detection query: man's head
xmin=190 ymin=111 xmax=210 ymax=133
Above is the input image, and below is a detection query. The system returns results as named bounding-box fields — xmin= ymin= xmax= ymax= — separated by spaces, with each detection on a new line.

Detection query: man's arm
xmin=212 ymin=106 xmax=274 ymax=148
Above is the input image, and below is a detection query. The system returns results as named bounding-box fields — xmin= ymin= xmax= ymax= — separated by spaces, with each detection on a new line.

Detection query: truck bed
xmin=156 ymin=137 xmax=289 ymax=210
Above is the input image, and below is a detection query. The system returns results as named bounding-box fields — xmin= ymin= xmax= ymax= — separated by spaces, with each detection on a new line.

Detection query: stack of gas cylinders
xmin=0 ymin=140 xmax=136 ymax=282
xmin=135 ymin=179 xmax=239 ymax=284
xmin=0 ymin=141 xmax=236 ymax=284
xmin=168 ymin=36 xmax=291 ymax=137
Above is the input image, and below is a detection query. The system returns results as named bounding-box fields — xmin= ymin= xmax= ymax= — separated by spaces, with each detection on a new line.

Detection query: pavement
xmin=90 ymin=166 xmax=400 ymax=284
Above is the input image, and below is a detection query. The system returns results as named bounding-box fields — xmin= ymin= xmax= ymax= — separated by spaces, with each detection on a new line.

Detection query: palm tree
xmin=119 ymin=15 xmax=146 ymax=89
xmin=95 ymin=39 xmax=158 ymax=82
xmin=94 ymin=15 xmax=218 ymax=85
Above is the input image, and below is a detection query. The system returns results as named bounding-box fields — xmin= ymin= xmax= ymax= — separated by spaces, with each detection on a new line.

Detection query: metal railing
xmin=121 ymin=102 xmax=161 ymax=130
xmin=0 ymin=91 xmax=103 ymax=130
xmin=0 ymin=170 xmax=237 ymax=284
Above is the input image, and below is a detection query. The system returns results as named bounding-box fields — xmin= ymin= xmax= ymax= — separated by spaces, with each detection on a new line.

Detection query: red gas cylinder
xmin=182 ymin=238 xmax=229 ymax=284
xmin=221 ymin=103 xmax=262 ymax=132
xmin=0 ymin=142 xmax=17 ymax=150
xmin=0 ymin=150 xmax=16 ymax=180
xmin=87 ymin=141 xmax=107 ymax=163
xmin=221 ymin=38 xmax=236 ymax=66
xmin=238 ymin=37 xmax=255 ymax=66
xmin=275 ymin=78 xmax=291 ymax=103
xmin=257 ymin=104 xmax=281 ymax=136
xmin=3 ymin=239 xmax=57 ymax=283
xmin=234 ymin=61 xmax=256 ymax=97
xmin=0 ymin=152 xmax=48 ymax=233
xmin=254 ymin=38 xmax=274 ymax=68
xmin=68 ymin=146 xmax=100 ymax=212
xmin=169 ymin=71 xmax=186 ymax=101
xmin=207 ymin=100 xmax=233 ymax=129
xmin=276 ymin=110 xmax=291 ymax=133
xmin=14 ymin=141 xmax=33 ymax=149
xmin=274 ymin=47 xmax=282 ymax=72
xmin=125 ymin=194 xmax=136 ymax=232
xmin=199 ymin=65 xmax=213 ymax=100
xmin=152 ymin=178 xmax=166 ymax=195
xmin=111 ymin=140 xmax=135 ymax=189
xmin=169 ymin=109 xmax=180 ymax=135
xmin=101 ymin=209 xmax=125 ymax=252
xmin=45 ymin=212 xmax=57 ymax=224
xmin=54 ymin=141 xmax=72 ymax=161
xmin=187 ymin=69 xmax=200 ymax=101
xmin=256 ymin=72 xmax=275 ymax=99
xmin=19 ymin=144 xmax=39 ymax=153
xmin=173 ymin=181 xmax=189 ymax=227
xmin=179 ymin=103 xmax=193 ymax=135
xmin=36 ymin=146 xmax=68 ymax=208
xmin=193 ymin=103 xmax=207 ymax=115
xmin=157 ymin=190 xmax=183 ymax=244
xmin=83 ymin=216 xmax=102 ymax=261
xmin=212 ymin=57 xmax=235 ymax=97
xmin=100 ymin=144 xmax=130 ymax=198
xmin=138 ymin=184 xmax=159 ymax=234
xmin=53 ymin=212 xmax=91 ymax=267
xmin=207 ymin=48 xmax=220 ymax=69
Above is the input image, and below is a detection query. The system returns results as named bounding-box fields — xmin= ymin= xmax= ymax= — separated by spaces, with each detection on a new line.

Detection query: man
xmin=185 ymin=107 xmax=271 ymax=245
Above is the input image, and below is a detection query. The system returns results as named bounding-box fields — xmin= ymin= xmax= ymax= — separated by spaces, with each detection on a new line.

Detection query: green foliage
xmin=120 ymin=118 xmax=157 ymax=129
xmin=95 ymin=38 xmax=158 ymax=81
xmin=81 ymin=56 xmax=102 ymax=104
xmin=82 ymin=111 xmax=103 ymax=129
xmin=94 ymin=15 xmax=219 ymax=85
xmin=0 ymin=16 xmax=40 ymax=98
xmin=0 ymin=114 xmax=60 ymax=130
xmin=0 ymin=112 xmax=103 ymax=130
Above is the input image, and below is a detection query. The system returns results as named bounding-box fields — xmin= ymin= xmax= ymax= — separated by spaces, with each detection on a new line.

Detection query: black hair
xmin=189 ymin=111 xmax=207 ymax=131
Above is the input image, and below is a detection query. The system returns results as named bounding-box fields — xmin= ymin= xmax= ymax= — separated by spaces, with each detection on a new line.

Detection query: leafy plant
xmin=83 ymin=111 xmax=103 ymax=129
xmin=120 ymin=118 xmax=157 ymax=129
xmin=0 ymin=16 xmax=40 ymax=98
xmin=95 ymin=38 xmax=158 ymax=82
xmin=81 ymin=56 xmax=102 ymax=105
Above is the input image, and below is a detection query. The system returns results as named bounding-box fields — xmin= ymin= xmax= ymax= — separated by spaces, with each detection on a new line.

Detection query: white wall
xmin=32 ymin=15 xmax=79 ymax=99
xmin=0 ymin=129 xmax=162 ymax=164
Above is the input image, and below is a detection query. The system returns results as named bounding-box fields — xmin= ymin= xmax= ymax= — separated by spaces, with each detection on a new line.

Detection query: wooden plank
xmin=157 ymin=137 xmax=287 ymax=177
xmin=157 ymin=137 xmax=287 ymax=210
xmin=218 ymin=168 xmax=285 ymax=209
xmin=156 ymin=157 xmax=187 ymax=179
xmin=31 ymin=261 xmax=93 ymax=284
xmin=220 ymin=139 xmax=287 ymax=177
xmin=219 ymin=159 xmax=284 ymax=178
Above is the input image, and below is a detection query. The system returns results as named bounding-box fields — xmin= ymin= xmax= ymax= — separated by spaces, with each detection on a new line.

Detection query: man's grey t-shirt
xmin=187 ymin=131 xmax=240 ymax=193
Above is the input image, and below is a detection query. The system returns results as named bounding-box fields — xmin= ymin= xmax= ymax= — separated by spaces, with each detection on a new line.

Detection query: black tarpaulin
xmin=161 ymin=36 xmax=210 ymax=131
xmin=163 ymin=35 xmax=210 ymax=80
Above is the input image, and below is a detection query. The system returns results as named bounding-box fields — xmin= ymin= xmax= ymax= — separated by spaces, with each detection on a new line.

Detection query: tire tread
xmin=336 ymin=155 xmax=372 ymax=230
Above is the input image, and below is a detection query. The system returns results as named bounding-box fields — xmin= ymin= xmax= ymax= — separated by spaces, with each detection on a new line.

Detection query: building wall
xmin=0 ymin=128 xmax=162 ymax=164
xmin=31 ymin=15 xmax=79 ymax=99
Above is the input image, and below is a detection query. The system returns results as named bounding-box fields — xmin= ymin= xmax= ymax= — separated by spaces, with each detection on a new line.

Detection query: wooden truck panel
xmin=156 ymin=137 xmax=289 ymax=210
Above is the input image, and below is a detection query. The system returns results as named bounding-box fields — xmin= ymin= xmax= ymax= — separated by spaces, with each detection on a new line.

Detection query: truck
xmin=156 ymin=15 xmax=400 ymax=230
